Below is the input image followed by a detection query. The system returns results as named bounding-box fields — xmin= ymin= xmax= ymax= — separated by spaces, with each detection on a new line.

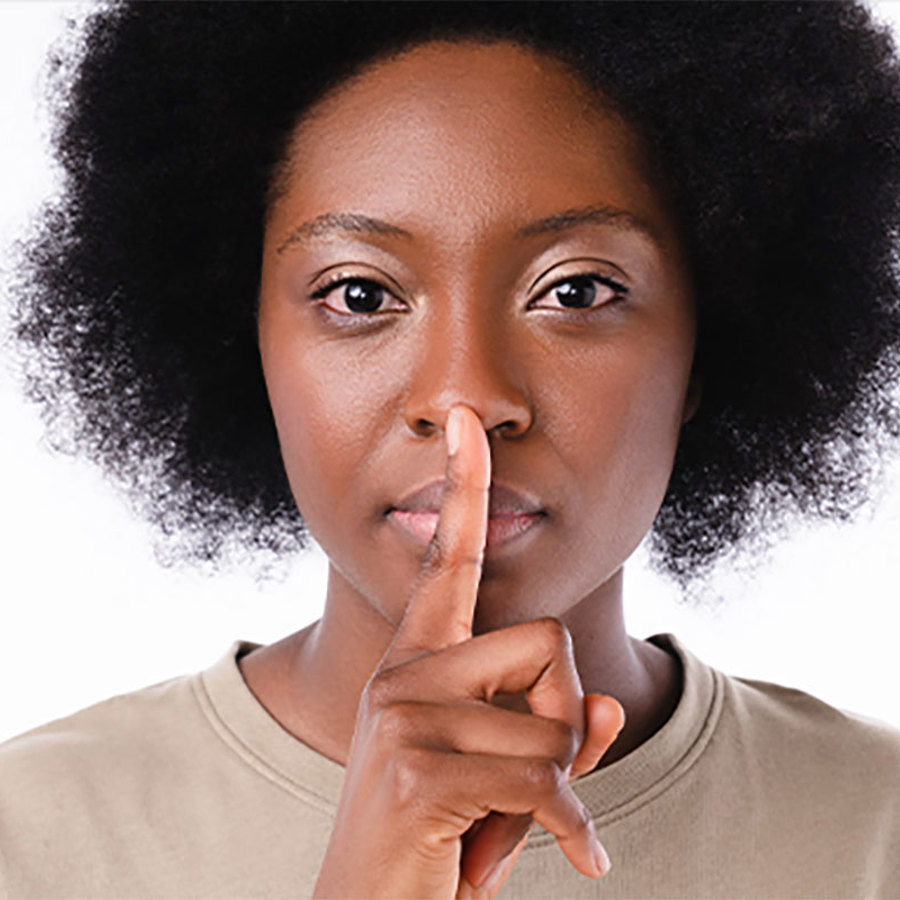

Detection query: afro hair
xmin=8 ymin=0 xmax=900 ymax=585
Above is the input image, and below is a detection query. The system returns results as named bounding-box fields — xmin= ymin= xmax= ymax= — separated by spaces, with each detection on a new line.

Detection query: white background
xmin=1 ymin=1 xmax=899 ymax=743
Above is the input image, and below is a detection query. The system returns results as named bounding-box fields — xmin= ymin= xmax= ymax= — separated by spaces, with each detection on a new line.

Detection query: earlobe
xmin=682 ymin=373 xmax=702 ymax=424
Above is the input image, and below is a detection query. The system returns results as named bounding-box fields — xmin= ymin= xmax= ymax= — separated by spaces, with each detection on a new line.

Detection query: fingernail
xmin=592 ymin=837 xmax=611 ymax=877
xmin=446 ymin=407 xmax=463 ymax=456
xmin=589 ymin=693 xmax=626 ymax=734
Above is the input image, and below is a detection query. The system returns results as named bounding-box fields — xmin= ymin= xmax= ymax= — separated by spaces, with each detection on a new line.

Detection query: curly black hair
xmin=8 ymin=0 xmax=900 ymax=586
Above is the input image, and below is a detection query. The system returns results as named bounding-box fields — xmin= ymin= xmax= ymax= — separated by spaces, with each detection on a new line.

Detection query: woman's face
xmin=258 ymin=40 xmax=697 ymax=631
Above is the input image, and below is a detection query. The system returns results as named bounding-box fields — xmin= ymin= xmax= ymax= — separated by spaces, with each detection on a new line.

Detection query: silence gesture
xmin=314 ymin=405 xmax=624 ymax=899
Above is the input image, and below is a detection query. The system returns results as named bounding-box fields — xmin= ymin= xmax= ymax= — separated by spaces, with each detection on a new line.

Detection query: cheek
xmin=258 ymin=324 xmax=391 ymax=532
xmin=558 ymin=333 xmax=691 ymax=556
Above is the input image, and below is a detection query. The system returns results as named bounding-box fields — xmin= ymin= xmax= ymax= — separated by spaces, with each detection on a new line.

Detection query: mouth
xmin=387 ymin=509 xmax=545 ymax=549
xmin=386 ymin=479 xmax=547 ymax=550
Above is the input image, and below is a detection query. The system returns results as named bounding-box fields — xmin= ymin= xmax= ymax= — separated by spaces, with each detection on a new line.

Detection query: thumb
xmin=569 ymin=694 xmax=625 ymax=779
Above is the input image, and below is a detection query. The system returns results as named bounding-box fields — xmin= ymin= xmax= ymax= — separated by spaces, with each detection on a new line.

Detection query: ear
xmin=682 ymin=370 xmax=702 ymax=424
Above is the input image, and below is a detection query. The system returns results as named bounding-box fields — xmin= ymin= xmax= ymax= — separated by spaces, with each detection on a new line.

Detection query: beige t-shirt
xmin=0 ymin=634 xmax=898 ymax=899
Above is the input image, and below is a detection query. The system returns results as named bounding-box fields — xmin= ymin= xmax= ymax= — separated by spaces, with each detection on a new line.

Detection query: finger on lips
xmin=362 ymin=404 xmax=613 ymax=890
xmin=384 ymin=404 xmax=491 ymax=662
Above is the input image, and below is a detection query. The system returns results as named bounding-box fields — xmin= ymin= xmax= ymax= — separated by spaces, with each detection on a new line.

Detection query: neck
xmin=560 ymin=570 xmax=682 ymax=766
xmin=238 ymin=564 xmax=681 ymax=769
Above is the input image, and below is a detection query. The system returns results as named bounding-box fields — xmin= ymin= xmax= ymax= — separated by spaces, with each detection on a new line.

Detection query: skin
xmin=247 ymin=39 xmax=699 ymax=896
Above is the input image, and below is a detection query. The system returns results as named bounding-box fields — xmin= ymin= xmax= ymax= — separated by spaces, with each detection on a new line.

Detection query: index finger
xmin=383 ymin=404 xmax=490 ymax=664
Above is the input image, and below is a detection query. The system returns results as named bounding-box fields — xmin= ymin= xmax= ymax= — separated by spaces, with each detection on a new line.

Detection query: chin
xmin=471 ymin=593 xmax=543 ymax=634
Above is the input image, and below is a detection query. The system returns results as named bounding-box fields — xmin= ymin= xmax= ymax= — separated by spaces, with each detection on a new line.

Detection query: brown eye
xmin=554 ymin=276 xmax=600 ymax=309
xmin=340 ymin=280 xmax=385 ymax=313
xmin=310 ymin=276 xmax=404 ymax=316
xmin=532 ymin=273 xmax=627 ymax=311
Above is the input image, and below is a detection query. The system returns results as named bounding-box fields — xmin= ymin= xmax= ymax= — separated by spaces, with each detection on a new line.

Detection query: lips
xmin=390 ymin=479 xmax=544 ymax=516
xmin=387 ymin=479 xmax=546 ymax=549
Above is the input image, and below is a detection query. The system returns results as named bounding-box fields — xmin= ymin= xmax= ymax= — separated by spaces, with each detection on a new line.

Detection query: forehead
xmin=311 ymin=39 xmax=608 ymax=133
xmin=268 ymin=39 xmax=678 ymax=256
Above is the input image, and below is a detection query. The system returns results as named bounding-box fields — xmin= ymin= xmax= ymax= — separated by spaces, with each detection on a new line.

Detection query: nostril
xmin=495 ymin=418 xmax=526 ymax=439
xmin=406 ymin=413 xmax=529 ymax=440
xmin=413 ymin=418 xmax=436 ymax=437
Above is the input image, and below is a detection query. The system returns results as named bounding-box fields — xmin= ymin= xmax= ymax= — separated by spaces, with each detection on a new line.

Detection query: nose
xmin=402 ymin=306 xmax=533 ymax=441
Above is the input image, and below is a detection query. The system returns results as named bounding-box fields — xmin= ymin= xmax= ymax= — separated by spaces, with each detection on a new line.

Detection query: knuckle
xmin=532 ymin=616 xmax=573 ymax=657
xmin=548 ymin=717 xmax=580 ymax=767
xmin=574 ymin=803 xmax=596 ymax=841
xmin=389 ymin=745 xmax=434 ymax=810
xmin=373 ymin=701 xmax=418 ymax=744
xmin=422 ymin=533 xmax=483 ymax=578
xmin=363 ymin=667 xmax=406 ymax=710
xmin=420 ymin=534 xmax=447 ymax=577
xmin=522 ymin=757 xmax=564 ymax=796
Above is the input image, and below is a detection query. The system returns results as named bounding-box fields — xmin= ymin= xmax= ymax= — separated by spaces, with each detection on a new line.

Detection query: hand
xmin=313 ymin=405 xmax=625 ymax=899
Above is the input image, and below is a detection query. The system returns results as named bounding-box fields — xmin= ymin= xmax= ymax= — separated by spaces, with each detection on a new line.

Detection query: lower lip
xmin=387 ymin=510 xmax=544 ymax=549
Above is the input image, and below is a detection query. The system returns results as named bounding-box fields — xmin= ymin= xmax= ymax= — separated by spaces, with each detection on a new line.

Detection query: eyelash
xmin=309 ymin=271 xmax=629 ymax=317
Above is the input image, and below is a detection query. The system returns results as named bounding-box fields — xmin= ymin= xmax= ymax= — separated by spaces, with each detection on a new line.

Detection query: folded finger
xmin=570 ymin=694 xmax=626 ymax=779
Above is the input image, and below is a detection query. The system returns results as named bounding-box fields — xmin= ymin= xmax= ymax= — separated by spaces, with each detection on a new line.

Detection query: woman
xmin=2 ymin=2 xmax=899 ymax=897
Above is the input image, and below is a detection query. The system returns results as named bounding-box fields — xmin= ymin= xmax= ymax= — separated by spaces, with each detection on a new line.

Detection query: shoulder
xmin=0 ymin=669 xmax=219 ymax=893
xmin=717 ymin=670 xmax=900 ymax=824
xmin=661 ymin=632 xmax=900 ymax=777
xmin=694 ymin=663 xmax=900 ymax=893
xmin=725 ymin=671 xmax=900 ymax=763
xmin=0 ymin=671 xmax=203 ymax=806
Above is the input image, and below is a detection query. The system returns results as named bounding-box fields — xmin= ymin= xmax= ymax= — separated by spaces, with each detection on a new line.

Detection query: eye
xmin=530 ymin=273 xmax=628 ymax=311
xmin=310 ymin=275 xmax=405 ymax=316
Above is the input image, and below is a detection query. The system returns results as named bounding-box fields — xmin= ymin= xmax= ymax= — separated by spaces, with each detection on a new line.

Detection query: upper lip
xmin=390 ymin=479 xmax=545 ymax=516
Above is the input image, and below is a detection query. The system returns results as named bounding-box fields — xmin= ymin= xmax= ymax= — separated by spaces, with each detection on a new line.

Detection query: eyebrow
xmin=275 ymin=204 xmax=657 ymax=255
xmin=516 ymin=204 xmax=657 ymax=242
xmin=276 ymin=212 xmax=411 ymax=254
